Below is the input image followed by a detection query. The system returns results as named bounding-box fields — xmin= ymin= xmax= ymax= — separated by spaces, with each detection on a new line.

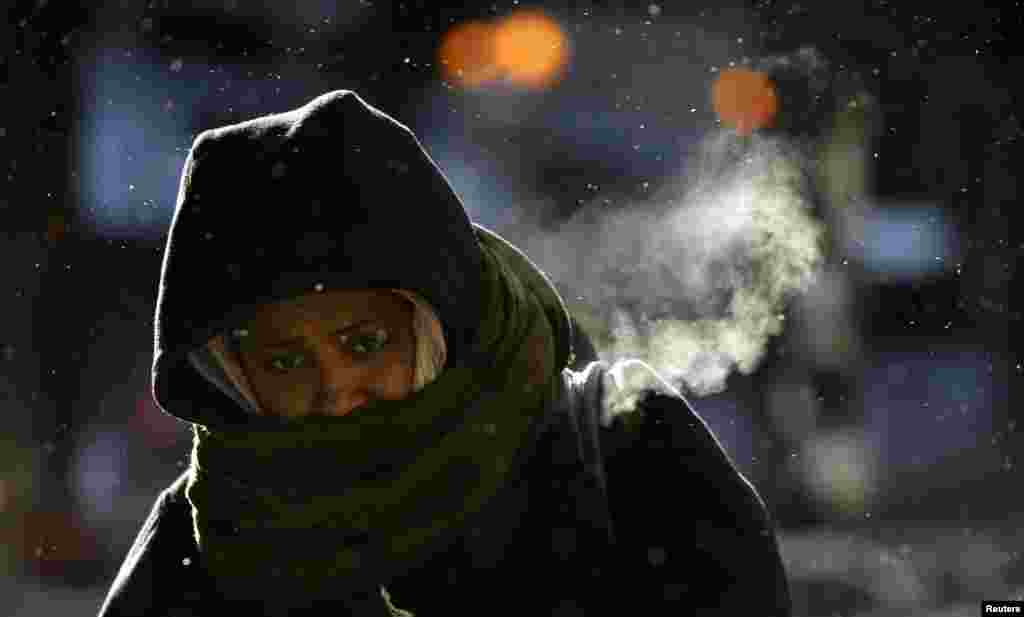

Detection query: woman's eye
xmin=346 ymin=328 xmax=389 ymax=355
xmin=268 ymin=353 xmax=306 ymax=372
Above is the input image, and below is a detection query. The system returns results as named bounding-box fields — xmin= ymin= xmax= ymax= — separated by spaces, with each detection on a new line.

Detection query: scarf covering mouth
xmin=185 ymin=230 xmax=560 ymax=609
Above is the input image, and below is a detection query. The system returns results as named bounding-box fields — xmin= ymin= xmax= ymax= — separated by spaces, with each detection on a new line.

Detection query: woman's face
xmin=234 ymin=289 xmax=416 ymax=418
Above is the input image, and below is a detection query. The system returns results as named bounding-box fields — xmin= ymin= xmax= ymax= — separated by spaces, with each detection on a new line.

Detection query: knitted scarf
xmin=185 ymin=233 xmax=560 ymax=611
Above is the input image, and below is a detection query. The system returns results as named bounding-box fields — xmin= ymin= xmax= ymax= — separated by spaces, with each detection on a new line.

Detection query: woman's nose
xmin=316 ymin=344 xmax=355 ymax=385
xmin=312 ymin=344 xmax=370 ymax=416
xmin=310 ymin=388 xmax=367 ymax=417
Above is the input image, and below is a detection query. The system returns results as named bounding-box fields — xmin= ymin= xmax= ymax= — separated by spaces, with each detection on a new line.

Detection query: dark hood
xmin=151 ymin=90 xmax=573 ymax=426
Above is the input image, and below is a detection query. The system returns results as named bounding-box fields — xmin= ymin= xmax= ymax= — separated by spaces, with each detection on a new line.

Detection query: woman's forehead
xmin=246 ymin=288 xmax=409 ymax=332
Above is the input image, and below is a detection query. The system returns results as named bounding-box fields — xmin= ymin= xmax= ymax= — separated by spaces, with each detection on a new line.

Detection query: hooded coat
xmin=96 ymin=90 xmax=791 ymax=616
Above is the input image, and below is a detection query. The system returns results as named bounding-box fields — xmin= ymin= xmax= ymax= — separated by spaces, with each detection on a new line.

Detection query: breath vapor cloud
xmin=523 ymin=57 xmax=831 ymax=413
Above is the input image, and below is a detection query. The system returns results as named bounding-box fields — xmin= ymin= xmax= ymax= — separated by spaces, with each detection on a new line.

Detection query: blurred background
xmin=1 ymin=0 xmax=1020 ymax=614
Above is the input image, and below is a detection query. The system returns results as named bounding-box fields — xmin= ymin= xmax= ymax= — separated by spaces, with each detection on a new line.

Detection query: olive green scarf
xmin=185 ymin=233 xmax=560 ymax=610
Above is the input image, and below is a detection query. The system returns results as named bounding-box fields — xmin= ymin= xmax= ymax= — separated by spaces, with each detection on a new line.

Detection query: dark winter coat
xmin=98 ymin=359 xmax=791 ymax=616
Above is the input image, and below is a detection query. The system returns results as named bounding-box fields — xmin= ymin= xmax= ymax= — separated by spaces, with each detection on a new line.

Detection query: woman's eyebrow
xmin=262 ymin=319 xmax=378 ymax=349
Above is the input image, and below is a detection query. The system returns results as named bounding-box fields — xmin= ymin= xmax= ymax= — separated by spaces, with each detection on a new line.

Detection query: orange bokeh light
xmin=493 ymin=9 xmax=569 ymax=89
xmin=437 ymin=9 xmax=569 ymax=91
xmin=711 ymin=68 xmax=779 ymax=135
xmin=437 ymin=20 xmax=500 ymax=88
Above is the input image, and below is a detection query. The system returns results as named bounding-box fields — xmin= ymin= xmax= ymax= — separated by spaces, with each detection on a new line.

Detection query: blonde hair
xmin=207 ymin=289 xmax=447 ymax=414
xmin=388 ymin=289 xmax=447 ymax=391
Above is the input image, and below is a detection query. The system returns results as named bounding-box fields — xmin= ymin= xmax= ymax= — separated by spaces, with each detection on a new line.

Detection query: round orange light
xmin=493 ymin=8 xmax=569 ymax=90
xmin=711 ymin=68 xmax=778 ymax=135
xmin=437 ymin=20 xmax=500 ymax=88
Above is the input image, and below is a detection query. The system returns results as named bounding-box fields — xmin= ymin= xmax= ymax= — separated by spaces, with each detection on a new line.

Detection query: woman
xmin=97 ymin=90 xmax=791 ymax=615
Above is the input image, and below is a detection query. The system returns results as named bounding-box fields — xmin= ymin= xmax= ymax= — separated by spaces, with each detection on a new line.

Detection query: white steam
xmin=527 ymin=131 xmax=826 ymax=401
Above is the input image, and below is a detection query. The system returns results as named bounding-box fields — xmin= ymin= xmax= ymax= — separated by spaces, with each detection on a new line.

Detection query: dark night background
xmin=1 ymin=1 xmax=1021 ymax=614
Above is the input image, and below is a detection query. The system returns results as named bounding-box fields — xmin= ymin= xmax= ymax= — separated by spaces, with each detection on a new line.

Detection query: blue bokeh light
xmin=847 ymin=204 xmax=960 ymax=280
xmin=864 ymin=349 xmax=995 ymax=472
xmin=78 ymin=48 xmax=194 ymax=241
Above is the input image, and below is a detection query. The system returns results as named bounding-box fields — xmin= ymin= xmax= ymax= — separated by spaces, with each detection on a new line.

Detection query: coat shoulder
xmin=96 ymin=471 xmax=209 ymax=616
xmin=569 ymin=358 xmax=792 ymax=615
xmin=588 ymin=359 xmax=763 ymax=510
